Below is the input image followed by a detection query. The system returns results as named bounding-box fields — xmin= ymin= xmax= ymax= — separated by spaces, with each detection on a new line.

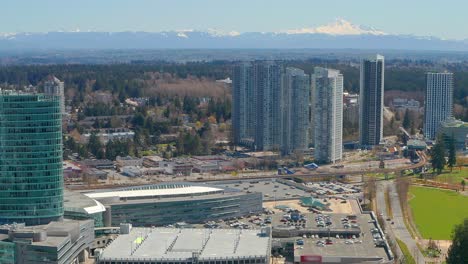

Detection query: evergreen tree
xmin=403 ymin=109 xmax=411 ymax=129
xmin=173 ymin=97 xmax=181 ymax=108
xmin=431 ymin=134 xmax=446 ymax=174
xmin=87 ymin=132 xmax=103 ymax=158
xmin=64 ymin=136 xmax=77 ymax=151
xmin=163 ymin=106 xmax=170 ymax=118
xmin=96 ymin=148 xmax=105 ymax=159
xmin=105 ymin=140 xmax=116 ymax=160
xmin=448 ymin=134 xmax=457 ymax=172
xmin=175 ymin=133 xmax=185 ymax=156
xmin=132 ymin=112 xmax=145 ymax=127
xmin=446 ymin=218 xmax=468 ymax=264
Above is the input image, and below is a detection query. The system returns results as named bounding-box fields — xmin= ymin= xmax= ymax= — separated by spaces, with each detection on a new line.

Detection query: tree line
xmin=430 ymin=133 xmax=457 ymax=174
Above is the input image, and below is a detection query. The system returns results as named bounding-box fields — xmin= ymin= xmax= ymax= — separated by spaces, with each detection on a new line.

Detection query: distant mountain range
xmin=1 ymin=19 xmax=468 ymax=51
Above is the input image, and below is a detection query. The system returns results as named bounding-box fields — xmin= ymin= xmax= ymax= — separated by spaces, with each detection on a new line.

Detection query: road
xmin=376 ymin=181 xmax=425 ymax=264
xmin=292 ymin=151 xmax=426 ymax=180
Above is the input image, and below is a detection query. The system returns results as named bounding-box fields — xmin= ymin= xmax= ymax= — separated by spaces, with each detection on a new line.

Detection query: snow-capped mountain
xmin=284 ymin=19 xmax=387 ymax=35
xmin=0 ymin=20 xmax=467 ymax=51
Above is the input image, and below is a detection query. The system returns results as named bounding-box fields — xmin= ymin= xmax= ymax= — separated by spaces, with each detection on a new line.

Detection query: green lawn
xmin=396 ymin=238 xmax=416 ymax=264
xmin=435 ymin=168 xmax=468 ymax=185
xmin=409 ymin=186 xmax=468 ymax=240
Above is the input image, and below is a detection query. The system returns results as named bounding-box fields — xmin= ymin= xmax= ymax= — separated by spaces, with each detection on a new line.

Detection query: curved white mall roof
xmin=85 ymin=185 xmax=224 ymax=199
xmin=64 ymin=189 xmax=107 ymax=214
xmin=84 ymin=199 xmax=107 ymax=214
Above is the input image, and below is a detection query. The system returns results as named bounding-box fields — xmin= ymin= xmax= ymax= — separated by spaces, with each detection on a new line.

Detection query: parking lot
xmin=304 ymin=182 xmax=361 ymax=196
xmin=214 ymin=178 xmax=362 ymax=201
xmin=287 ymin=212 xmax=390 ymax=262
xmin=272 ymin=212 xmax=363 ymax=236
xmin=214 ymin=179 xmax=309 ymax=201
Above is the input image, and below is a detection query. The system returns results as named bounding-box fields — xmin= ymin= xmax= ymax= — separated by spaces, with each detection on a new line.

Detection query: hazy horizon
xmin=2 ymin=0 xmax=468 ymax=40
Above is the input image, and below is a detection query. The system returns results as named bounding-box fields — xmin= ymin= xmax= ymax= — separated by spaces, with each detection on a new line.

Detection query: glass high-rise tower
xmin=0 ymin=91 xmax=63 ymax=225
xmin=359 ymin=55 xmax=385 ymax=147
xmin=281 ymin=67 xmax=310 ymax=155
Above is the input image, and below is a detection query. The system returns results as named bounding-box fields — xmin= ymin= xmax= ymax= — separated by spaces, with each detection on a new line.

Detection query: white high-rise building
xmin=313 ymin=67 xmax=343 ymax=163
xmin=281 ymin=67 xmax=310 ymax=155
xmin=44 ymin=75 xmax=65 ymax=116
xmin=424 ymin=72 xmax=454 ymax=139
xmin=359 ymin=55 xmax=384 ymax=147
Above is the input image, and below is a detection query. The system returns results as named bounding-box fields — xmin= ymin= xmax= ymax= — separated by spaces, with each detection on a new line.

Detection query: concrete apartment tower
xmin=253 ymin=62 xmax=283 ymax=151
xmin=313 ymin=67 xmax=343 ymax=163
xmin=359 ymin=55 xmax=385 ymax=147
xmin=233 ymin=62 xmax=312 ymax=154
xmin=233 ymin=61 xmax=283 ymax=151
xmin=424 ymin=72 xmax=454 ymax=139
xmin=232 ymin=63 xmax=256 ymax=146
xmin=281 ymin=67 xmax=310 ymax=155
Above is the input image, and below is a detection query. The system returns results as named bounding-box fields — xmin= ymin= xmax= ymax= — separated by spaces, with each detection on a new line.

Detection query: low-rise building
xmin=81 ymin=159 xmax=115 ymax=170
xmin=142 ymin=155 xmax=164 ymax=167
xmin=392 ymin=98 xmax=421 ymax=109
xmin=97 ymin=227 xmax=270 ymax=264
xmin=84 ymin=168 xmax=109 ymax=180
xmin=192 ymin=160 xmax=220 ymax=173
xmin=439 ymin=117 xmax=468 ymax=150
xmin=121 ymin=166 xmax=143 ymax=177
xmin=141 ymin=167 xmax=164 ymax=176
xmin=343 ymin=92 xmax=359 ymax=106
xmin=63 ymin=161 xmax=83 ymax=180
xmin=0 ymin=220 xmax=94 ymax=264
xmin=125 ymin=97 xmax=148 ymax=107
xmin=218 ymin=160 xmax=238 ymax=171
xmin=84 ymin=182 xmax=263 ymax=227
xmin=81 ymin=129 xmax=135 ymax=144
xmin=407 ymin=139 xmax=427 ymax=151
xmin=159 ymin=160 xmax=193 ymax=176
xmin=78 ymin=115 xmax=132 ymax=127
xmin=116 ymin=156 xmax=143 ymax=168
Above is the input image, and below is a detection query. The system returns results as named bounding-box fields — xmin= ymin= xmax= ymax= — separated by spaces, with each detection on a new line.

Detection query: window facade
xmin=0 ymin=93 xmax=64 ymax=225
xmin=0 ymin=241 xmax=15 ymax=264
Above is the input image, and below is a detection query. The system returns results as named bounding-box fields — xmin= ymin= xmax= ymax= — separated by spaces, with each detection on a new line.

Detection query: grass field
xmin=409 ymin=185 xmax=468 ymax=240
xmin=435 ymin=168 xmax=468 ymax=185
xmin=396 ymin=238 xmax=416 ymax=264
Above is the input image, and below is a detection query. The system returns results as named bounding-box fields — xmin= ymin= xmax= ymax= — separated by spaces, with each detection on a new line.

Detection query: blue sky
xmin=1 ymin=0 xmax=466 ymax=39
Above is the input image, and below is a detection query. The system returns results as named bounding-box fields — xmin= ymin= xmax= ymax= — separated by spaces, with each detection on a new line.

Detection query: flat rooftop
xmin=294 ymin=237 xmax=387 ymax=263
xmin=272 ymin=213 xmax=362 ymax=236
xmin=287 ymin=213 xmax=390 ymax=262
xmin=99 ymin=228 xmax=270 ymax=261
xmin=214 ymin=179 xmax=309 ymax=201
xmin=0 ymin=219 xmax=93 ymax=248
xmin=407 ymin=139 xmax=427 ymax=147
